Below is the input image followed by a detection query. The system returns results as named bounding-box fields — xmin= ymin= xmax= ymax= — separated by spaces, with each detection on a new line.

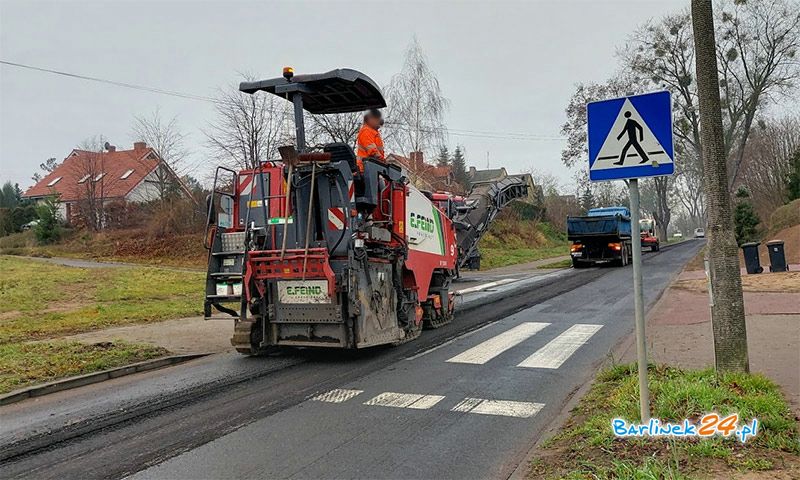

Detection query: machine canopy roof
xmin=239 ymin=68 xmax=386 ymax=114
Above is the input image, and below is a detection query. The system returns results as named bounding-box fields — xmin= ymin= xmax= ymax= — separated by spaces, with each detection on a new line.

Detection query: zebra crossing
xmin=310 ymin=321 xmax=603 ymax=420
xmin=312 ymin=389 xmax=543 ymax=419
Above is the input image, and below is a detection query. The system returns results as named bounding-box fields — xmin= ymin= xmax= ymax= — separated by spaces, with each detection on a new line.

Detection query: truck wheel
xmin=572 ymin=259 xmax=586 ymax=269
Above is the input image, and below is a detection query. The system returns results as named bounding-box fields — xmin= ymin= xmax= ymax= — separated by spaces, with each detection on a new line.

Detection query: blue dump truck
xmin=567 ymin=207 xmax=633 ymax=268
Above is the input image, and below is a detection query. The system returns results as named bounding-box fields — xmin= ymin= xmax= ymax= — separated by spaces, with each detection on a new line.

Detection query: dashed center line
xmin=517 ymin=324 xmax=603 ymax=369
xmin=446 ymin=322 xmax=550 ymax=365
xmin=363 ymin=392 xmax=446 ymax=410
xmin=455 ymin=278 xmax=519 ymax=295
xmin=312 ymin=388 xmax=363 ymax=403
xmin=451 ymin=398 xmax=544 ymax=418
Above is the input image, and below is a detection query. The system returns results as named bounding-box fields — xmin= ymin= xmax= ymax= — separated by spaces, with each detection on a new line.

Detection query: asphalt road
xmin=0 ymin=240 xmax=703 ymax=480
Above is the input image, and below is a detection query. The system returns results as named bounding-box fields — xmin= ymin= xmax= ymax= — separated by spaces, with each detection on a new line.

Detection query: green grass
xmin=0 ymin=256 xmax=205 ymax=343
xmin=0 ymin=340 xmax=168 ymax=394
xmin=481 ymin=245 xmax=568 ymax=270
xmin=479 ymin=218 xmax=568 ymax=270
xmin=0 ymin=255 xmax=203 ymax=393
xmin=530 ymin=364 xmax=800 ymax=479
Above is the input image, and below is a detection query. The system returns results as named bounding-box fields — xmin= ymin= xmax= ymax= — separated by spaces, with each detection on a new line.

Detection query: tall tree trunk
xmin=691 ymin=0 xmax=749 ymax=373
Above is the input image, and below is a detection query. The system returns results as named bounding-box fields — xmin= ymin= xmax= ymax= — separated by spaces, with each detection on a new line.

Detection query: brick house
xmin=23 ymin=142 xmax=189 ymax=224
xmin=387 ymin=152 xmax=458 ymax=191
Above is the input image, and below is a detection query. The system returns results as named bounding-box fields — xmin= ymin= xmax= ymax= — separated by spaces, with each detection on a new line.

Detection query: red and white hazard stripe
xmin=327 ymin=207 xmax=346 ymax=230
xmin=238 ymin=175 xmax=253 ymax=195
xmin=347 ymin=180 xmax=355 ymax=203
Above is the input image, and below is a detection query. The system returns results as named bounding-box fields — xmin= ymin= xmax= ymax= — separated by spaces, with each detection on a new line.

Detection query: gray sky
xmin=1 ymin=0 xmax=689 ymax=191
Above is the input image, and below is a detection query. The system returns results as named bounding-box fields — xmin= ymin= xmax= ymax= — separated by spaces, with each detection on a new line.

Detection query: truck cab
xmin=639 ymin=219 xmax=660 ymax=252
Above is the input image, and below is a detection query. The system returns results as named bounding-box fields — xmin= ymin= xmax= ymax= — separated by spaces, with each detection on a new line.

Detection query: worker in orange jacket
xmin=355 ymin=109 xmax=385 ymax=172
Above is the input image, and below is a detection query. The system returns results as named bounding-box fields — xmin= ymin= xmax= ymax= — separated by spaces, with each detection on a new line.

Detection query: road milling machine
xmin=203 ymin=68 xmax=528 ymax=354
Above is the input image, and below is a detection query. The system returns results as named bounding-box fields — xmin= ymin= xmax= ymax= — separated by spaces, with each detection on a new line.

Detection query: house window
xmin=47 ymin=176 xmax=62 ymax=187
xmin=78 ymin=174 xmax=91 ymax=183
xmin=94 ymin=172 xmax=106 ymax=181
xmin=120 ymin=169 xmax=134 ymax=180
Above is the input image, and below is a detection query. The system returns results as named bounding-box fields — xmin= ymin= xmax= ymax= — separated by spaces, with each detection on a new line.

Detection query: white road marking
xmin=517 ymin=324 xmax=603 ymax=369
xmin=451 ymin=398 xmax=544 ymax=418
xmin=312 ymin=388 xmax=363 ymax=403
xmin=364 ymin=392 xmax=446 ymax=410
xmin=455 ymin=278 xmax=518 ymax=295
xmin=446 ymin=322 xmax=550 ymax=365
xmin=404 ymin=322 xmax=496 ymax=361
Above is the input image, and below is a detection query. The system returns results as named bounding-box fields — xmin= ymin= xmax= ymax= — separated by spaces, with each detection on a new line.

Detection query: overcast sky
xmin=1 ymin=0 xmax=693 ymax=191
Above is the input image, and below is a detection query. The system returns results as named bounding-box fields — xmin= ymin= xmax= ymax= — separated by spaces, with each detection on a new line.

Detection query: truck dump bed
xmin=567 ymin=207 xmax=632 ymax=241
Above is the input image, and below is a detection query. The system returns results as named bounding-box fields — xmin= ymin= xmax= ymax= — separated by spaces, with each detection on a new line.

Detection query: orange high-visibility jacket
xmin=356 ymin=124 xmax=385 ymax=161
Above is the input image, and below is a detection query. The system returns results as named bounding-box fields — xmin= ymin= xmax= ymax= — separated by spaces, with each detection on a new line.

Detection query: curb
xmin=0 ymin=353 xmax=209 ymax=406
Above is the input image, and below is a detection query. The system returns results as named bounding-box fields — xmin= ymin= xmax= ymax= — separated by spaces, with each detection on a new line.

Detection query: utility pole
xmin=691 ymin=0 xmax=749 ymax=373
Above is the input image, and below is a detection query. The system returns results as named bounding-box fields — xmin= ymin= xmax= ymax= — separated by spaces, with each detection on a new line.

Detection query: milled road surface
xmin=0 ymin=241 xmax=703 ymax=479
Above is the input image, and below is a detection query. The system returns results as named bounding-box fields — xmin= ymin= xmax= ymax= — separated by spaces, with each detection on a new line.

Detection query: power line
xmin=0 ymin=59 xmax=566 ymax=142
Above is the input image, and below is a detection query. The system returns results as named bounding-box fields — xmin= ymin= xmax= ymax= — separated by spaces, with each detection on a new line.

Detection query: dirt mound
xmin=757 ymin=224 xmax=799 ymax=267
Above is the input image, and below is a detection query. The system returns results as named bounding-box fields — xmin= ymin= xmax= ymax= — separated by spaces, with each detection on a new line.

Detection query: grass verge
xmin=0 ymin=255 xmax=203 ymax=392
xmin=0 ymin=256 xmax=205 ymax=343
xmin=0 ymin=340 xmax=168 ymax=394
xmin=480 ymin=216 xmax=569 ymax=270
xmin=529 ymin=364 xmax=800 ymax=479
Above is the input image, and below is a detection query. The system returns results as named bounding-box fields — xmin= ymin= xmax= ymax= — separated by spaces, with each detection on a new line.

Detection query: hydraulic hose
xmin=302 ymin=162 xmax=317 ymax=279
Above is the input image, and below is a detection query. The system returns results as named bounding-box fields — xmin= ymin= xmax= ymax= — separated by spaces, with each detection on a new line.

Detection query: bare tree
xmin=741 ymin=116 xmax=800 ymax=219
xmin=383 ymin=37 xmax=450 ymax=156
xmin=31 ymin=157 xmax=60 ymax=183
xmin=622 ymin=1 xmax=800 ymax=193
xmin=692 ymin=0 xmax=749 ymax=373
xmin=204 ymin=75 xmax=288 ymax=170
xmin=71 ymin=136 xmax=121 ymax=231
xmin=673 ymin=143 xmax=706 ymax=229
xmin=639 ymin=177 xmax=673 ymax=241
xmin=132 ymin=108 xmax=191 ymax=202
xmin=560 ymin=74 xmax=645 ymax=169
xmin=306 ymin=112 xmax=362 ymax=147
xmin=717 ymin=0 xmax=800 ymax=189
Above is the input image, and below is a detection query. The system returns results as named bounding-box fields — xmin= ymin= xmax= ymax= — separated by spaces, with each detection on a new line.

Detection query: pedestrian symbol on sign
xmin=614 ymin=111 xmax=649 ymax=165
xmin=587 ymin=91 xmax=674 ymax=181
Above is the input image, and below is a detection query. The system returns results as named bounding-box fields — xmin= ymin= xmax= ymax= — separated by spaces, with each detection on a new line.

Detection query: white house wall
xmin=126 ymin=168 xmax=163 ymax=203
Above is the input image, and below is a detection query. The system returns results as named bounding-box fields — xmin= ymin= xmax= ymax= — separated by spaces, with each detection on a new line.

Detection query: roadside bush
xmin=34 ymin=195 xmax=61 ymax=244
xmin=734 ymin=187 xmax=761 ymax=246
xmin=787 ymin=149 xmax=800 ymax=202
xmin=0 ymin=204 xmax=37 ymax=236
xmin=144 ymin=198 xmax=205 ymax=238
xmin=104 ymin=200 xmax=147 ymax=230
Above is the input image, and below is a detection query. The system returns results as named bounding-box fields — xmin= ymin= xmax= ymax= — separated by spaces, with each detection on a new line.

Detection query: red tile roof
xmin=24 ymin=144 xmax=161 ymax=202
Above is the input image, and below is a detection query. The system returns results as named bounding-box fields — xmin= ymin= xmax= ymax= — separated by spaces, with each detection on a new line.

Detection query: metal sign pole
xmin=628 ymin=178 xmax=650 ymax=422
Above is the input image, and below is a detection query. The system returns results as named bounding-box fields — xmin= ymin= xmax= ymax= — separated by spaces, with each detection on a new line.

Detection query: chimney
xmin=409 ymin=151 xmax=423 ymax=170
xmin=133 ymin=141 xmax=147 ymax=151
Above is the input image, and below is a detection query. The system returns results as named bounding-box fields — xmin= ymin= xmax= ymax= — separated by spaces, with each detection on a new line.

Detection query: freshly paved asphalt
xmin=0 ymin=241 xmax=703 ymax=479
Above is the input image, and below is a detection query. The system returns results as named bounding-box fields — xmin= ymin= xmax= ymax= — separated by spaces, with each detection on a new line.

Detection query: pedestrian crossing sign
xmin=587 ymin=90 xmax=674 ymax=181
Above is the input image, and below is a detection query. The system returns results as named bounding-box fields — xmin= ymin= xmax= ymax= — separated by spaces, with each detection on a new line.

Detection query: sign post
xmin=586 ymin=90 xmax=675 ymax=423
xmin=627 ymin=177 xmax=649 ymax=422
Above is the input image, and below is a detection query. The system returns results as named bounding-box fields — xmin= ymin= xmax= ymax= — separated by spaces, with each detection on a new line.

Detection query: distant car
xmin=673 ymin=232 xmax=683 ymax=238
xmin=21 ymin=219 xmax=40 ymax=230
xmin=694 ymin=228 xmax=705 ymax=238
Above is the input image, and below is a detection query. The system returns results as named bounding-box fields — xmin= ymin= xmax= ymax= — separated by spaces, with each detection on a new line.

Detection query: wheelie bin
xmin=741 ymin=242 xmax=763 ymax=274
xmin=766 ymin=240 xmax=788 ymax=272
